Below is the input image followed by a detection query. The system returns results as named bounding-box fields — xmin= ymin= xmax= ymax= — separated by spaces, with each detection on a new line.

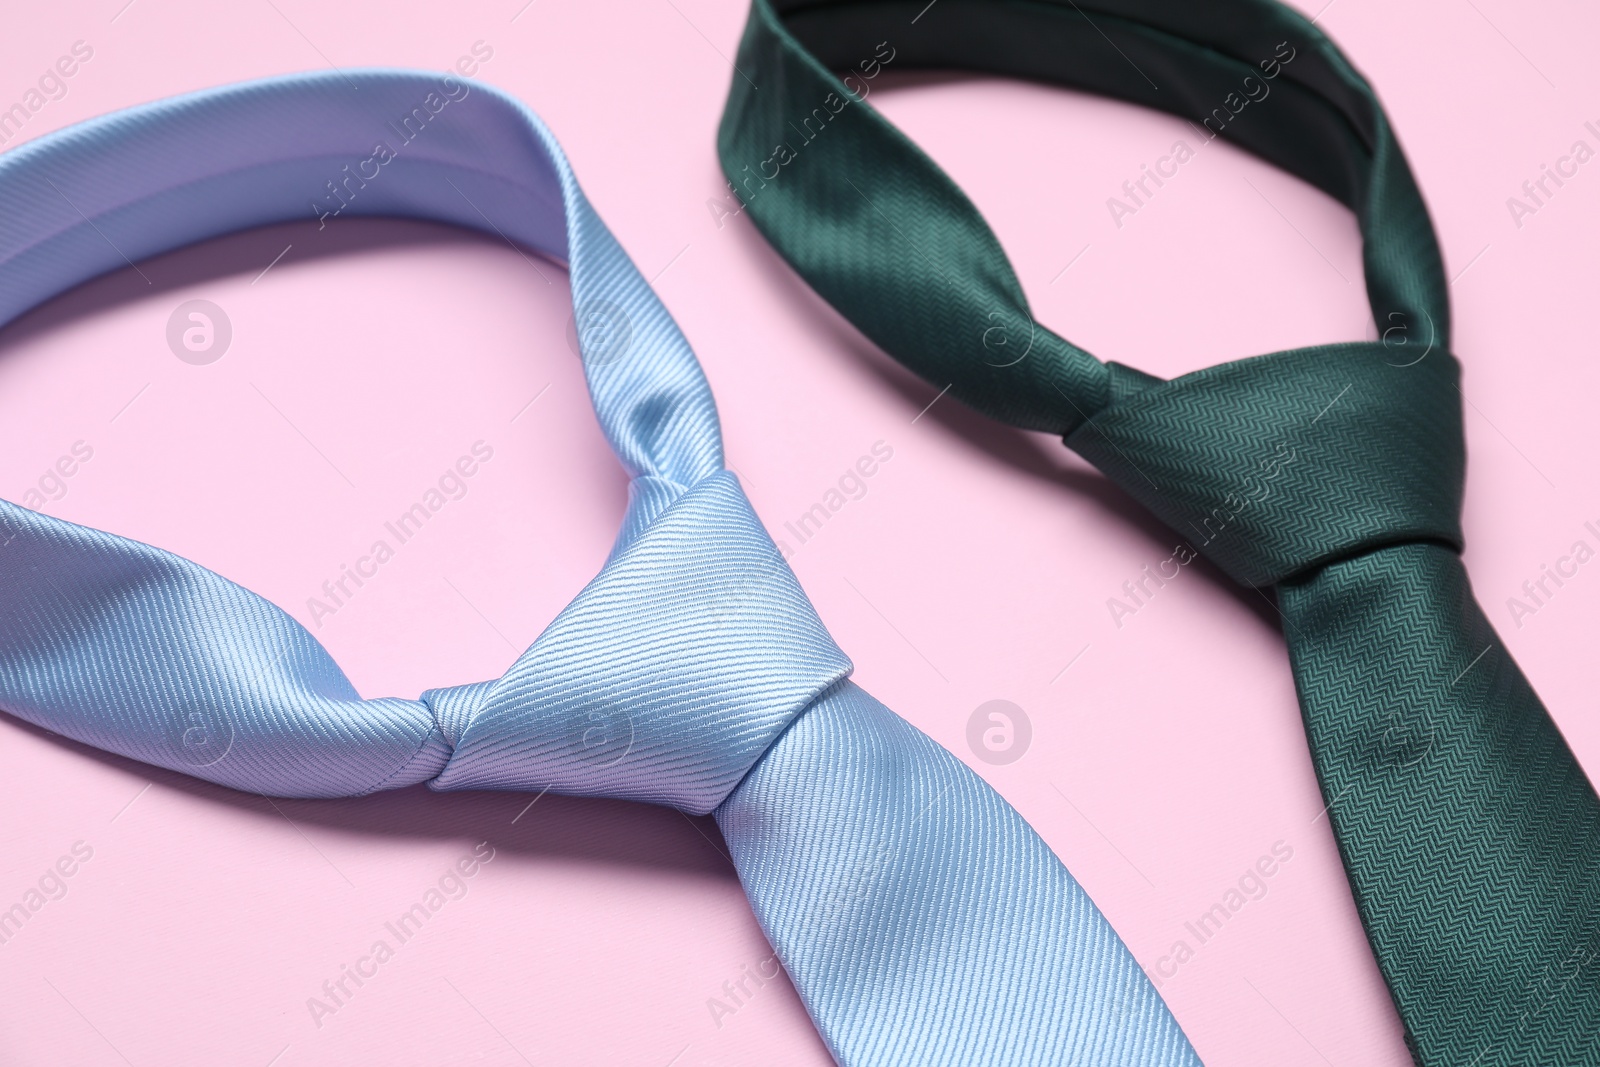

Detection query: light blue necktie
xmin=0 ymin=70 xmax=1200 ymax=1066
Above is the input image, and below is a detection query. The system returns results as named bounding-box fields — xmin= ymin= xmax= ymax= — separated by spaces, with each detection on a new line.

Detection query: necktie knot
xmin=413 ymin=471 xmax=854 ymax=814
xmin=1068 ymin=342 xmax=1466 ymax=587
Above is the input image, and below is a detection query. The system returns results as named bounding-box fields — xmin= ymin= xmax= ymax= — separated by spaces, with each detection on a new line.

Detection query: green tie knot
xmin=1068 ymin=341 xmax=1465 ymax=587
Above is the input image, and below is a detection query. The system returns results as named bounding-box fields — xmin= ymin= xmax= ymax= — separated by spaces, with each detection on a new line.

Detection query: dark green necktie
xmin=717 ymin=1 xmax=1600 ymax=1062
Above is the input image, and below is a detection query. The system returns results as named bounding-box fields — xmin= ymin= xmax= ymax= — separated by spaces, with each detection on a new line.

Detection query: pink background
xmin=1 ymin=1 xmax=1597 ymax=1064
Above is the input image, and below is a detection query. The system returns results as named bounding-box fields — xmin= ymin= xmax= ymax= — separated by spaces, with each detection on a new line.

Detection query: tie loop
xmin=722 ymin=0 xmax=1465 ymax=590
xmin=724 ymin=0 xmax=1451 ymax=437
xmin=0 ymin=71 xmax=847 ymax=811
xmin=0 ymin=68 xmax=723 ymax=489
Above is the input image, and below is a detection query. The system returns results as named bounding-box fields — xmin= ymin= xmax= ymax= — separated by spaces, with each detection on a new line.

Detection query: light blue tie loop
xmin=0 ymin=70 xmax=1201 ymax=1066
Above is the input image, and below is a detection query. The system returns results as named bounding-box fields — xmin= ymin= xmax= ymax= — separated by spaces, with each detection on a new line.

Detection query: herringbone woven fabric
xmin=717 ymin=0 xmax=1600 ymax=1062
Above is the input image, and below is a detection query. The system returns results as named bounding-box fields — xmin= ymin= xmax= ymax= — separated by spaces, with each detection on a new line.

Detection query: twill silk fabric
xmin=716 ymin=1 xmax=1600 ymax=1063
xmin=0 ymin=71 xmax=1201 ymax=1066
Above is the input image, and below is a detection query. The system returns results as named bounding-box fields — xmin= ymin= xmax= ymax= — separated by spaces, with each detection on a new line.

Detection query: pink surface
xmin=0 ymin=1 xmax=1596 ymax=1064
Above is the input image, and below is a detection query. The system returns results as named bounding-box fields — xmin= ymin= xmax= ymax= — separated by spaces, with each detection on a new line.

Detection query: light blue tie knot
xmin=413 ymin=471 xmax=852 ymax=815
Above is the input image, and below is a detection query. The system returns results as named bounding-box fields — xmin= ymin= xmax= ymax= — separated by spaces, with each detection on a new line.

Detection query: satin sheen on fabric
xmin=0 ymin=71 xmax=1201 ymax=1066
xmin=715 ymin=2 xmax=1600 ymax=1064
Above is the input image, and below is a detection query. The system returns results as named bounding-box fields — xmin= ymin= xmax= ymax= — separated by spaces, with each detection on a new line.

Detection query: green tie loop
xmin=718 ymin=0 xmax=1451 ymax=435
xmin=719 ymin=1 xmax=1600 ymax=1063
